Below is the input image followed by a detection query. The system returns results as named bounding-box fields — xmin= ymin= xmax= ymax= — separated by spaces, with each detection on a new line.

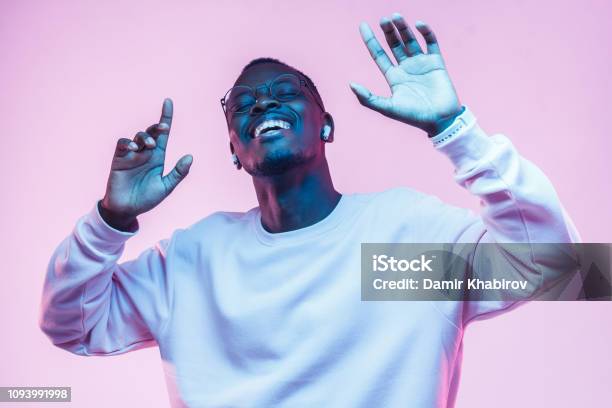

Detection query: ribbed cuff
xmin=430 ymin=106 xmax=476 ymax=148
xmin=433 ymin=108 xmax=497 ymax=174
xmin=87 ymin=202 xmax=139 ymax=243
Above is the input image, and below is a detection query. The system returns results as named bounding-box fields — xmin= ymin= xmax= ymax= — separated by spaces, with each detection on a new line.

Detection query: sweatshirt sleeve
xmin=39 ymin=203 xmax=174 ymax=356
xmin=432 ymin=107 xmax=581 ymax=326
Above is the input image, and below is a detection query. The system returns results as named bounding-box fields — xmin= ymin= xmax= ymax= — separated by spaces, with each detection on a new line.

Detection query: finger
xmin=159 ymin=98 xmax=173 ymax=128
xmin=380 ymin=16 xmax=408 ymax=63
xmin=359 ymin=22 xmax=394 ymax=76
xmin=146 ymin=122 xmax=170 ymax=138
xmin=157 ymin=98 xmax=173 ymax=150
xmin=349 ymin=82 xmax=393 ymax=115
xmin=115 ymin=138 xmax=138 ymax=158
xmin=391 ymin=13 xmax=423 ymax=56
xmin=415 ymin=21 xmax=441 ymax=54
xmin=162 ymin=154 xmax=193 ymax=194
xmin=134 ymin=131 xmax=156 ymax=151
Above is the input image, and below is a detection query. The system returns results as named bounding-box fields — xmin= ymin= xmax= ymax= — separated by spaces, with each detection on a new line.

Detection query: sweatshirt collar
xmin=251 ymin=194 xmax=356 ymax=245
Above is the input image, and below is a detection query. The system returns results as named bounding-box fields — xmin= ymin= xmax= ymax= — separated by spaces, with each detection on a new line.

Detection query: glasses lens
xmin=271 ymin=74 xmax=301 ymax=101
xmin=225 ymin=86 xmax=256 ymax=113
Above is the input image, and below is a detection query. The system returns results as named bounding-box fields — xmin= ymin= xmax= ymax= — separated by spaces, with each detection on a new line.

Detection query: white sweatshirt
xmin=39 ymin=108 xmax=578 ymax=407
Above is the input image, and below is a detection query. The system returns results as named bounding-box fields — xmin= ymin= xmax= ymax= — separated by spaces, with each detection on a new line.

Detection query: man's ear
xmin=322 ymin=112 xmax=335 ymax=143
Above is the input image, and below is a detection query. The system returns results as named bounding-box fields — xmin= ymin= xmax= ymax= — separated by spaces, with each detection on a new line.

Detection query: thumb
xmin=162 ymin=154 xmax=193 ymax=194
xmin=349 ymin=82 xmax=392 ymax=114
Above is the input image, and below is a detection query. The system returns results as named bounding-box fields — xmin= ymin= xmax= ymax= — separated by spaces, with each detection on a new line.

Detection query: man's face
xmin=226 ymin=63 xmax=328 ymax=176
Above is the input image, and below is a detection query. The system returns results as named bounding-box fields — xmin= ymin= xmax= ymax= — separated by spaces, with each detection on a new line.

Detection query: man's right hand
xmin=99 ymin=98 xmax=193 ymax=231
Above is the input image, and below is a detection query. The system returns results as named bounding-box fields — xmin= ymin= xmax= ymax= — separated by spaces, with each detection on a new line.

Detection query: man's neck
xmin=253 ymin=160 xmax=341 ymax=233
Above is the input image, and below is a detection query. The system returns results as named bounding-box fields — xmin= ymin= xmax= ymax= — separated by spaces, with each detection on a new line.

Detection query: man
xmin=39 ymin=13 xmax=578 ymax=407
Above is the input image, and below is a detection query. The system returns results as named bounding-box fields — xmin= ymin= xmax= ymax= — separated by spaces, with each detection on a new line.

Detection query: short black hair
xmin=240 ymin=57 xmax=325 ymax=111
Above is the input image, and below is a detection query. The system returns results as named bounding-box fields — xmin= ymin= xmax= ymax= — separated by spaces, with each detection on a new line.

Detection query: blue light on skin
xmin=97 ymin=13 xmax=463 ymax=235
xmin=226 ymin=62 xmax=341 ymax=234
xmin=224 ymin=15 xmax=463 ymax=234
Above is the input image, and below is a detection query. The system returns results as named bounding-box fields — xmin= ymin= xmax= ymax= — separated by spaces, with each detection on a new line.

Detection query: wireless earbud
xmin=321 ymin=125 xmax=332 ymax=142
xmin=231 ymin=153 xmax=241 ymax=170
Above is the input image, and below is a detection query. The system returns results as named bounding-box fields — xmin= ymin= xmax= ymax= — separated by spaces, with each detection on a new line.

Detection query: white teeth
xmin=254 ymin=120 xmax=291 ymax=138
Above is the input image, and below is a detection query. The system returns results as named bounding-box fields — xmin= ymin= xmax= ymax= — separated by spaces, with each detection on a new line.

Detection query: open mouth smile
xmin=251 ymin=119 xmax=292 ymax=138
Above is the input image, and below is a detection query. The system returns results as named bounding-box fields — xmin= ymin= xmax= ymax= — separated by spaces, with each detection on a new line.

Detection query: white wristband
xmin=430 ymin=106 xmax=477 ymax=148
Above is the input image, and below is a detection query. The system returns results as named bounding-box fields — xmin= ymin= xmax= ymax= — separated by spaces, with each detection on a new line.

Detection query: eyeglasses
xmin=220 ymin=73 xmax=325 ymax=116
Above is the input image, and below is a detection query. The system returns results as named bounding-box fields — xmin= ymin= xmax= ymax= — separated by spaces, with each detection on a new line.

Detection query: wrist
xmin=429 ymin=106 xmax=477 ymax=148
xmin=426 ymin=106 xmax=466 ymax=138
xmin=97 ymin=200 xmax=138 ymax=232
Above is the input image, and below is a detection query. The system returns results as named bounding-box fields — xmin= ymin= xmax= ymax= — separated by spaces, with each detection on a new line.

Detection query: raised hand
xmin=99 ymin=98 xmax=193 ymax=230
xmin=350 ymin=13 xmax=463 ymax=136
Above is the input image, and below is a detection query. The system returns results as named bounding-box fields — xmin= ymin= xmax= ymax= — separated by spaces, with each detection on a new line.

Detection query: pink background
xmin=2 ymin=0 xmax=611 ymax=406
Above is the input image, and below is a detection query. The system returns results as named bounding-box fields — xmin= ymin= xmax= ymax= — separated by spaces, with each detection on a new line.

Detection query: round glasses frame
xmin=220 ymin=73 xmax=325 ymax=117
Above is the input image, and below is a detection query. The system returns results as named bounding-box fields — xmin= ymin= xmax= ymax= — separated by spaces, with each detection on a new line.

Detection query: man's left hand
xmin=351 ymin=13 xmax=462 ymax=136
